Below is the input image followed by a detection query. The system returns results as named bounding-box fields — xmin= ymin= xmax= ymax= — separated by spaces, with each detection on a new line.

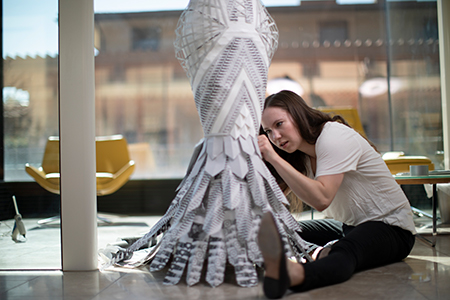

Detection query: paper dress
xmin=106 ymin=0 xmax=315 ymax=287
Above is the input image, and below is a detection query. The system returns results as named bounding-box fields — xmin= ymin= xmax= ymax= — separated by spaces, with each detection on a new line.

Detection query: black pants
xmin=292 ymin=219 xmax=415 ymax=292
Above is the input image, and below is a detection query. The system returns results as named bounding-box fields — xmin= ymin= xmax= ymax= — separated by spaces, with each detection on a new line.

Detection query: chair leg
xmin=97 ymin=215 xmax=113 ymax=224
xmin=37 ymin=215 xmax=61 ymax=225
xmin=411 ymin=206 xmax=434 ymax=219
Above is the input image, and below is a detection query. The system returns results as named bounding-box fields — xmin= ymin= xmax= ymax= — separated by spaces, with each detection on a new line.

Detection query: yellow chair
xmin=317 ymin=106 xmax=434 ymax=174
xmin=26 ymin=135 xmax=135 ymax=196
xmin=381 ymin=151 xmax=434 ymax=175
xmin=95 ymin=135 xmax=136 ymax=196
xmin=25 ymin=136 xmax=61 ymax=194
xmin=317 ymin=106 xmax=367 ymax=138
xmin=25 ymin=135 xmax=135 ymax=223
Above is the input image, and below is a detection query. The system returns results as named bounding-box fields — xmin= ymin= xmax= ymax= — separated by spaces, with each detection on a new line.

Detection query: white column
xmin=438 ymin=0 xmax=450 ymax=170
xmin=59 ymin=0 xmax=97 ymax=271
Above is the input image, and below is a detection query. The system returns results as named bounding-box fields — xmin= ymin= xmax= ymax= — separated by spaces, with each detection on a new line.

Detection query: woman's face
xmin=261 ymin=106 xmax=303 ymax=153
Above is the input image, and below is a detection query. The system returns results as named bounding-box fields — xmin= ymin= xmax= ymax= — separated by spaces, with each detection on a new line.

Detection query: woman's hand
xmin=258 ymin=134 xmax=344 ymax=211
xmin=258 ymin=134 xmax=279 ymax=164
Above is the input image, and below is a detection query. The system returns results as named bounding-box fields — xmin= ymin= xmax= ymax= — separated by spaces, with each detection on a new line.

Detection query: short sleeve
xmin=315 ymin=122 xmax=362 ymax=177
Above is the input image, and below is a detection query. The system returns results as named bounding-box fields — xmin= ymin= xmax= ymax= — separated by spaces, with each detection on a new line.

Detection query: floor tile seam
xmin=420 ymin=248 xmax=450 ymax=258
xmin=90 ymin=271 xmax=130 ymax=298
xmin=2 ymin=280 xmax=31 ymax=293
xmin=59 ymin=271 xmax=130 ymax=299
xmin=419 ymin=288 xmax=438 ymax=300
xmin=405 ymin=272 xmax=443 ymax=300
xmin=3 ymin=273 xmax=118 ymax=298
xmin=2 ymin=277 xmax=49 ymax=298
xmin=414 ymin=289 xmax=437 ymax=300
xmin=435 ymin=249 xmax=450 ymax=256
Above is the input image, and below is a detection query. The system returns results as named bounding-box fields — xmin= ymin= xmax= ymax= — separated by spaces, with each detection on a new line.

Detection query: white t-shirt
xmin=308 ymin=122 xmax=416 ymax=234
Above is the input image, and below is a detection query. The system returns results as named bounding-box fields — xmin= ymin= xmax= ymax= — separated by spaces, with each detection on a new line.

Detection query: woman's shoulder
xmin=318 ymin=121 xmax=361 ymax=150
xmin=323 ymin=121 xmax=352 ymax=129
xmin=321 ymin=121 xmax=356 ymax=137
xmin=320 ymin=121 xmax=375 ymax=156
xmin=315 ymin=121 xmax=363 ymax=173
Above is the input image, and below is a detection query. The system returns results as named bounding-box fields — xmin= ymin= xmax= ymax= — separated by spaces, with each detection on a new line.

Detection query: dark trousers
xmin=292 ymin=219 xmax=415 ymax=292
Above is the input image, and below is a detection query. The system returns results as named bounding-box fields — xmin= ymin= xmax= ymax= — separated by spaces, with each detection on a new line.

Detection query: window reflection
xmin=3 ymin=1 xmax=443 ymax=182
xmin=2 ymin=0 xmax=61 ymax=270
xmin=3 ymin=0 xmax=59 ymax=182
xmin=132 ymin=26 xmax=161 ymax=51
xmin=94 ymin=11 xmax=203 ymax=179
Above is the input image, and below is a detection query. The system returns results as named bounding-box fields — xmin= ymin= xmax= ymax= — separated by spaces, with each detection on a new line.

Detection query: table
xmin=394 ymin=174 xmax=450 ymax=247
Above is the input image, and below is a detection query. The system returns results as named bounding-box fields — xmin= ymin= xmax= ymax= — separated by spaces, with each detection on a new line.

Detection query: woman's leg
xmin=297 ymin=219 xmax=344 ymax=246
xmin=257 ymin=214 xmax=338 ymax=298
xmin=291 ymin=221 xmax=415 ymax=293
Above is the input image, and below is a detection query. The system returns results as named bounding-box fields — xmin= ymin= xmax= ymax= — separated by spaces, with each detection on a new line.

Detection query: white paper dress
xmin=107 ymin=0 xmax=315 ymax=288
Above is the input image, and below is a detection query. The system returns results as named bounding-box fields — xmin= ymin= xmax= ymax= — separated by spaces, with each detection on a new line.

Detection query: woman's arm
xmin=258 ymin=135 xmax=344 ymax=211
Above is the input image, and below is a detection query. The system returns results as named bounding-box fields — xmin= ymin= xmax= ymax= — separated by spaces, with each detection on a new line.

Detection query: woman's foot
xmin=287 ymin=259 xmax=305 ymax=286
xmin=258 ymin=212 xmax=305 ymax=298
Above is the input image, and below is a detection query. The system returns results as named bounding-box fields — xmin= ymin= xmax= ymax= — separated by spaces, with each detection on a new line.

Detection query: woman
xmin=257 ymin=90 xmax=416 ymax=298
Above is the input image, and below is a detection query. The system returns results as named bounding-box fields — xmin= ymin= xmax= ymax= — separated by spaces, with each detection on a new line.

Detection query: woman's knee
xmin=298 ymin=219 xmax=344 ymax=246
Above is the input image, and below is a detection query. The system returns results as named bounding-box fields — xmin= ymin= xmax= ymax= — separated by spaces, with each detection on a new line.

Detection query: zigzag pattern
xmin=106 ymin=0 xmax=316 ymax=288
xmin=198 ymin=37 xmax=266 ymax=137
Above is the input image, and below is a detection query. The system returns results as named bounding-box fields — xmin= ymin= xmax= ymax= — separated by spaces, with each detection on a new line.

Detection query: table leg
xmin=432 ymin=183 xmax=437 ymax=246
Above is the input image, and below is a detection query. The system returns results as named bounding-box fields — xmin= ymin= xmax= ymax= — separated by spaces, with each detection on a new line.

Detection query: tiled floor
xmin=1 ymin=213 xmax=450 ymax=300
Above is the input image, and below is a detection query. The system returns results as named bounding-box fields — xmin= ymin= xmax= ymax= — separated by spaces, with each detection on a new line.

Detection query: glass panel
xmin=386 ymin=1 xmax=442 ymax=167
xmin=94 ymin=1 xmax=354 ymax=180
xmin=91 ymin=1 xmax=441 ymax=207
xmin=1 ymin=0 xmax=60 ymax=269
xmin=269 ymin=2 xmax=390 ymax=146
xmin=384 ymin=1 xmax=441 ymax=211
xmin=94 ymin=3 xmax=203 ymax=179
xmin=267 ymin=1 xmax=440 ymax=212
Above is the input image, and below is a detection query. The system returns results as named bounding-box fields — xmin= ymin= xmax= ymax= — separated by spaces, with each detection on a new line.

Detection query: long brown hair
xmin=260 ymin=90 xmax=353 ymax=211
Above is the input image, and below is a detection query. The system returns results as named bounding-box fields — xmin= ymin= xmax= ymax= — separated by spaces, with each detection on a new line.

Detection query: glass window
xmin=2 ymin=0 xmax=60 ymax=269
xmin=5 ymin=1 xmax=441 ymax=182
xmin=132 ymin=26 xmax=161 ymax=51
xmin=319 ymin=21 xmax=348 ymax=44
xmin=268 ymin=1 xmax=441 ymax=169
xmin=94 ymin=9 xmax=203 ymax=179
xmin=3 ymin=0 xmax=59 ymax=182
xmin=385 ymin=1 xmax=442 ymax=166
